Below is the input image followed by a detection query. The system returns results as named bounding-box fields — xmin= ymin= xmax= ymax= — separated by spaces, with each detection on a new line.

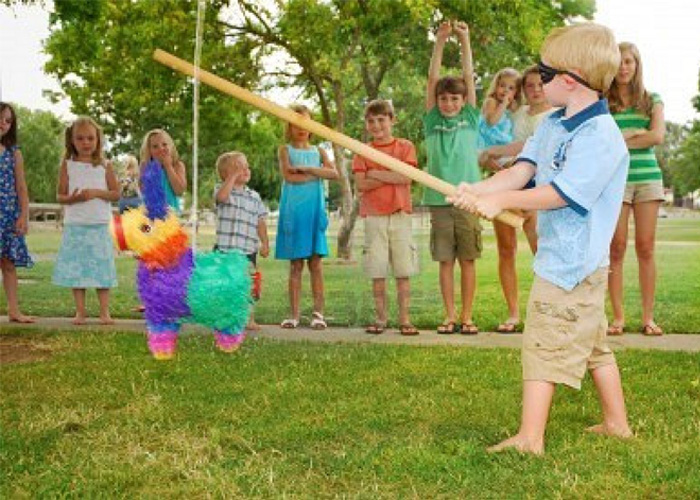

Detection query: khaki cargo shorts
xmin=522 ymin=267 xmax=616 ymax=390
xmin=429 ymin=206 xmax=482 ymax=262
xmin=363 ymin=212 xmax=418 ymax=279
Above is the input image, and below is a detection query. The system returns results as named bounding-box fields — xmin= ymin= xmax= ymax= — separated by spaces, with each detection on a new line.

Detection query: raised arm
xmin=426 ymin=22 xmax=452 ymax=110
xmin=454 ymin=21 xmax=476 ymax=107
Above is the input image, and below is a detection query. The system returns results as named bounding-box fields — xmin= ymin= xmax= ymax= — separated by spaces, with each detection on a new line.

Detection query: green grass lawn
xmin=7 ymin=216 xmax=700 ymax=333
xmin=2 ymin=326 xmax=699 ymax=498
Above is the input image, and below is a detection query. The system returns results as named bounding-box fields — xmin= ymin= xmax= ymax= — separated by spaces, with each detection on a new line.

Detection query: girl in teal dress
xmin=0 ymin=102 xmax=34 ymax=323
xmin=139 ymin=129 xmax=187 ymax=213
xmin=276 ymin=105 xmax=338 ymax=329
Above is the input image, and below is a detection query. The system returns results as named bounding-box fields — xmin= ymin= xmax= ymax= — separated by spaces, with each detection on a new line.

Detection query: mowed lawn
xmin=6 ymin=214 xmax=700 ymax=332
xmin=1 ymin=327 xmax=699 ymax=498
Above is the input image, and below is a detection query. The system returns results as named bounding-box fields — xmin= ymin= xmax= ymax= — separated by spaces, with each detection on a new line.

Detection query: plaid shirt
xmin=215 ymin=185 xmax=268 ymax=254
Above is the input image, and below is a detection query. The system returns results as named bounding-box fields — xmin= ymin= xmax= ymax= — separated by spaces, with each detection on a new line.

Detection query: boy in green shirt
xmin=423 ymin=20 xmax=481 ymax=335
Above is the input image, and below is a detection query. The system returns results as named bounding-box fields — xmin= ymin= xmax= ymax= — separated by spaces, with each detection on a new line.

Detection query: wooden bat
xmin=152 ymin=49 xmax=524 ymax=228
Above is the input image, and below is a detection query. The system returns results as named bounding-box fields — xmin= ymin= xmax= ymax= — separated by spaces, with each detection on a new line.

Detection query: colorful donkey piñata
xmin=113 ymin=160 xmax=251 ymax=359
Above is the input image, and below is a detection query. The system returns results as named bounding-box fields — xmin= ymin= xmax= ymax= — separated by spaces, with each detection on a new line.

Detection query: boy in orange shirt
xmin=352 ymin=99 xmax=419 ymax=335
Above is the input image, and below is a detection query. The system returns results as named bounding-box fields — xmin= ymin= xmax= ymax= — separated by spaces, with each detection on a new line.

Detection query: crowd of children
xmin=2 ymin=20 xmax=667 ymax=453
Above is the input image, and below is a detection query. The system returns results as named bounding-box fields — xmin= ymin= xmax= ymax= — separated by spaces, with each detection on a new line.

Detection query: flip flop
xmin=607 ymin=323 xmax=625 ymax=336
xmin=496 ymin=319 xmax=520 ymax=334
xmin=437 ymin=322 xmax=457 ymax=334
xmin=399 ymin=324 xmax=419 ymax=336
xmin=460 ymin=322 xmax=479 ymax=335
xmin=365 ymin=323 xmax=386 ymax=334
xmin=641 ymin=323 xmax=663 ymax=336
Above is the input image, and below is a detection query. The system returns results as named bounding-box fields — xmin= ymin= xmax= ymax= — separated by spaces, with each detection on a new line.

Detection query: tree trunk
xmin=333 ymin=152 xmax=358 ymax=259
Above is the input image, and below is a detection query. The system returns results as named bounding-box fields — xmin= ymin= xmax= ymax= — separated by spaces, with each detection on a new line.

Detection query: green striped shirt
xmin=612 ymin=93 xmax=663 ymax=184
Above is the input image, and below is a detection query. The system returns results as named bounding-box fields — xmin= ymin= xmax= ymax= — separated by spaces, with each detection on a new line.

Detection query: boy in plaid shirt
xmin=215 ymin=151 xmax=269 ymax=329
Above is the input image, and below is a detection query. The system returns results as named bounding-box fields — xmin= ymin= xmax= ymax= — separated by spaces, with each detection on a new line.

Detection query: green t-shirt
xmin=612 ymin=92 xmax=663 ymax=184
xmin=422 ymin=104 xmax=480 ymax=205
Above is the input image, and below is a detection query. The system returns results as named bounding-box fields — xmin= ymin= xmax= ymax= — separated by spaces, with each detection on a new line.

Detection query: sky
xmin=1 ymin=0 xmax=699 ymax=124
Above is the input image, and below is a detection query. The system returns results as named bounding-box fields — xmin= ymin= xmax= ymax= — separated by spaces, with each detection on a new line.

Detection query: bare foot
xmin=585 ymin=423 xmax=633 ymax=439
xmin=487 ymin=434 xmax=544 ymax=455
xmin=72 ymin=316 xmax=87 ymax=325
xmin=9 ymin=314 xmax=35 ymax=324
xmin=99 ymin=316 xmax=115 ymax=325
xmin=246 ymin=321 xmax=261 ymax=331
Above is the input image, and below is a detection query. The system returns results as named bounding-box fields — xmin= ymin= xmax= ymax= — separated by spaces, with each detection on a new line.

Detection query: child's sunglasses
xmin=538 ymin=61 xmax=598 ymax=92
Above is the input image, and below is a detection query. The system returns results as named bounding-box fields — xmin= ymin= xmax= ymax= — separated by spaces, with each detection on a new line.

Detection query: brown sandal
xmin=460 ymin=322 xmax=479 ymax=335
xmin=399 ymin=324 xmax=419 ymax=336
xmin=365 ymin=323 xmax=386 ymax=334
xmin=437 ymin=322 xmax=457 ymax=334
xmin=641 ymin=323 xmax=663 ymax=336
xmin=607 ymin=323 xmax=625 ymax=336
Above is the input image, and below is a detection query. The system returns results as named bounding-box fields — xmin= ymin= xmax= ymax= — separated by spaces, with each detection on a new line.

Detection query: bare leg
xmin=288 ymin=259 xmax=304 ymax=321
xmin=488 ymin=380 xmax=554 ymax=455
xmin=633 ymin=201 xmax=661 ymax=327
xmin=586 ymin=363 xmax=633 ymax=438
xmin=493 ymin=220 xmax=519 ymax=323
xmin=308 ymin=255 xmax=325 ymax=315
xmin=246 ymin=308 xmax=261 ymax=330
xmin=372 ymin=277 xmax=387 ymax=325
xmin=97 ymin=288 xmax=114 ymax=324
xmin=458 ymin=258 xmax=476 ymax=325
xmin=608 ymin=204 xmax=631 ymax=328
xmin=396 ymin=277 xmax=411 ymax=326
xmin=72 ymin=288 xmax=87 ymax=324
xmin=1 ymin=258 xmax=34 ymax=323
xmin=438 ymin=260 xmax=456 ymax=324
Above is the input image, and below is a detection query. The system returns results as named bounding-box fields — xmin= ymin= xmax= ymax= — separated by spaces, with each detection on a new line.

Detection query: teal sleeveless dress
xmin=275 ymin=145 xmax=329 ymax=260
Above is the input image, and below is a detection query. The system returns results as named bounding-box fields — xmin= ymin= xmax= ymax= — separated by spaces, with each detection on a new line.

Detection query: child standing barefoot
xmin=0 ymin=102 xmax=34 ymax=323
xmin=53 ymin=117 xmax=120 ymax=324
xmin=275 ymin=105 xmax=338 ymax=329
xmin=450 ymin=23 xmax=632 ymax=454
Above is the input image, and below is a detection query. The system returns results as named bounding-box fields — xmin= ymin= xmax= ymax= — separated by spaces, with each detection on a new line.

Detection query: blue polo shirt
xmin=517 ymin=99 xmax=629 ymax=291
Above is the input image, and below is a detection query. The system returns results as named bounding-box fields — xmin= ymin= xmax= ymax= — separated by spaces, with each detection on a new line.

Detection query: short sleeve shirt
xmin=352 ymin=138 xmax=417 ymax=217
xmin=422 ymin=104 xmax=480 ymax=206
xmin=517 ymin=99 xmax=629 ymax=291
xmin=215 ymin=186 xmax=268 ymax=254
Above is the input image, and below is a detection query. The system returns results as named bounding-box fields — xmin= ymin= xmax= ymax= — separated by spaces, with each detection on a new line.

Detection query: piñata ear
xmin=141 ymin=160 xmax=168 ymax=220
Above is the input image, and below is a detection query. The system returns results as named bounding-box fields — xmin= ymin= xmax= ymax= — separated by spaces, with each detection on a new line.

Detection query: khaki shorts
xmin=429 ymin=206 xmax=482 ymax=262
xmin=623 ymin=181 xmax=665 ymax=204
xmin=363 ymin=213 xmax=418 ymax=279
xmin=522 ymin=267 xmax=616 ymax=390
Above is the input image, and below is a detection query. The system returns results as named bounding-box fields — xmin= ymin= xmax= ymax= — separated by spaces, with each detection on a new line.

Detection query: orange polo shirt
xmin=352 ymin=138 xmax=418 ymax=217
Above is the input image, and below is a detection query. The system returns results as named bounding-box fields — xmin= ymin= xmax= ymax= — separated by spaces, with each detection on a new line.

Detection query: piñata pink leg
xmin=147 ymin=329 xmax=179 ymax=360
xmin=215 ymin=331 xmax=246 ymax=353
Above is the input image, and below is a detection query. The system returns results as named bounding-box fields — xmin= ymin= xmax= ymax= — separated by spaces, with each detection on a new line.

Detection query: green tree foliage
xmin=656 ymin=121 xmax=687 ymax=189
xmin=671 ymin=121 xmax=700 ymax=196
xmin=44 ymin=0 xmax=282 ymax=206
xmin=14 ymin=105 xmax=65 ymax=203
xmin=670 ymin=68 xmax=700 ymax=197
xmin=44 ymin=0 xmax=593 ymax=255
xmin=225 ymin=0 xmax=593 ymax=256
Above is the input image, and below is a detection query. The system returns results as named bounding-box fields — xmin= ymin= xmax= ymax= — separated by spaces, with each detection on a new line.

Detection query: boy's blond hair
xmin=540 ymin=23 xmax=620 ymax=93
xmin=216 ymin=151 xmax=245 ymax=179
